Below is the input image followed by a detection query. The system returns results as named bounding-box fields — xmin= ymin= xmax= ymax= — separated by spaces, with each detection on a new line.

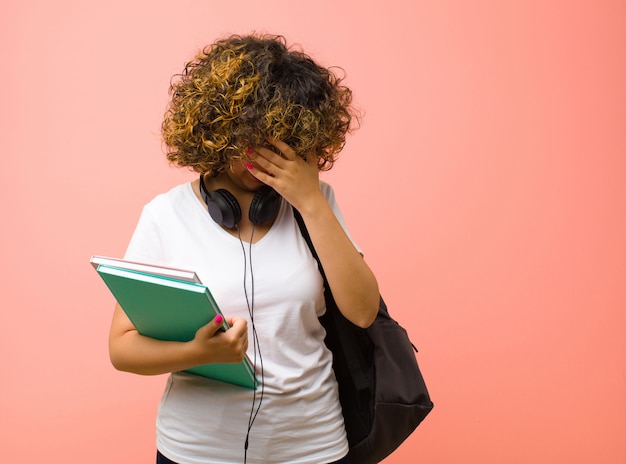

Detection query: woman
xmin=109 ymin=33 xmax=379 ymax=464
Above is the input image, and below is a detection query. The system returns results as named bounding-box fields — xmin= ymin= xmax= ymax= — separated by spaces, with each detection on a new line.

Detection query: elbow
xmin=109 ymin=337 xmax=141 ymax=374
xmin=109 ymin=351 xmax=151 ymax=375
xmin=352 ymin=295 xmax=379 ymax=329
xmin=108 ymin=328 xmax=144 ymax=374
xmin=109 ymin=348 xmax=131 ymax=373
xmin=355 ymin=309 xmax=377 ymax=329
xmin=110 ymin=360 xmax=127 ymax=372
xmin=108 ymin=335 xmax=128 ymax=372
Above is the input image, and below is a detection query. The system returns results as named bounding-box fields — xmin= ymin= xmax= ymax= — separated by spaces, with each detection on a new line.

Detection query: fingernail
xmin=247 ymin=148 xmax=254 ymax=155
xmin=245 ymin=162 xmax=253 ymax=170
xmin=215 ymin=314 xmax=223 ymax=324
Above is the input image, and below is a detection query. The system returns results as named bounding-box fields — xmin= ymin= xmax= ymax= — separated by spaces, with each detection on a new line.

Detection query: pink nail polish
xmin=245 ymin=162 xmax=253 ymax=170
xmin=247 ymin=148 xmax=254 ymax=155
xmin=215 ymin=314 xmax=223 ymax=324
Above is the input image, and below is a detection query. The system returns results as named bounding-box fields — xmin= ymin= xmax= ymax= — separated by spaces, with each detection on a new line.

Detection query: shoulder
xmin=143 ymin=182 xmax=194 ymax=212
xmin=135 ymin=182 xmax=199 ymax=231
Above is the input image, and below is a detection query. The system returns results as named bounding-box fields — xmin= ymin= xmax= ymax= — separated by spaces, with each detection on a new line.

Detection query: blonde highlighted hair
xmin=162 ymin=34 xmax=358 ymax=174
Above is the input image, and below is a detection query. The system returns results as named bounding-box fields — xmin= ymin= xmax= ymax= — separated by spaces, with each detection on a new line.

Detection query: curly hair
xmin=162 ymin=34 xmax=358 ymax=174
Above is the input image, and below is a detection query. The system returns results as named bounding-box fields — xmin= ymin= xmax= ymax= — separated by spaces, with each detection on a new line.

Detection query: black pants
xmin=157 ymin=450 xmax=349 ymax=464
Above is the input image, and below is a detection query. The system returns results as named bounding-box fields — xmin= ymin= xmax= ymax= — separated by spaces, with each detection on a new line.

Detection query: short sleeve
xmin=320 ymin=181 xmax=362 ymax=255
xmin=123 ymin=206 xmax=166 ymax=264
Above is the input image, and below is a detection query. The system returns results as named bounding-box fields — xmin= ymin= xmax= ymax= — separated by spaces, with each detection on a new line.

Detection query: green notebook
xmin=94 ymin=262 xmax=257 ymax=389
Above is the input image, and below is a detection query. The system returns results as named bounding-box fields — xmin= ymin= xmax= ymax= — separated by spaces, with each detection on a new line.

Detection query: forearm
xmin=244 ymin=140 xmax=380 ymax=326
xmin=299 ymin=196 xmax=379 ymax=328
xmin=109 ymin=328 xmax=201 ymax=376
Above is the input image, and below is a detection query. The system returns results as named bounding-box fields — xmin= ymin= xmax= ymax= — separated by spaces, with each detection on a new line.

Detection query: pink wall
xmin=2 ymin=1 xmax=625 ymax=462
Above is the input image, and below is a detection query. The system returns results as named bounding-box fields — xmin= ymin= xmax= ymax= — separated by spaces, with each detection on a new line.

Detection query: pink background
xmin=2 ymin=1 xmax=625 ymax=462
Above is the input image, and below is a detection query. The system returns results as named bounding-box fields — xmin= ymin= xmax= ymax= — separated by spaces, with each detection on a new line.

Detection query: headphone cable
xmin=238 ymin=226 xmax=265 ymax=463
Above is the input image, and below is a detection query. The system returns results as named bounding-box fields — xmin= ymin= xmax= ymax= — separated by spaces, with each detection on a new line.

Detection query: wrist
xmin=293 ymin=191 xmax=329 ymax=219
xmin=185 ymin=338 xmax=209 ymax=367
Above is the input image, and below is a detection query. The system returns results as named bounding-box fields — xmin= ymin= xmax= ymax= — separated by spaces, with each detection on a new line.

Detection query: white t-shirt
xmin=124 ymin=180 xmax=357 ymax=464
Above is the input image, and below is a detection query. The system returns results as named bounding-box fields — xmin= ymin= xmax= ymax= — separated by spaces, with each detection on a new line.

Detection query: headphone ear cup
xmin=206 ymin=189 xmax=242 ymax=229
xmin=249 ymin=186 xmax=281 ymax=225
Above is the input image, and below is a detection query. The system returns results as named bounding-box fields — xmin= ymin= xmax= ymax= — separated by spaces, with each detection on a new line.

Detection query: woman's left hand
xmin=246 ymin=138 xmax=324 ymax=214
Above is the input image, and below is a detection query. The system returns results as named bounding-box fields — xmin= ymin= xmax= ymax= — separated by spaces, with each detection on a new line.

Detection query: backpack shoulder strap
xmin=293 ymin=208 xmax=372 ymax=392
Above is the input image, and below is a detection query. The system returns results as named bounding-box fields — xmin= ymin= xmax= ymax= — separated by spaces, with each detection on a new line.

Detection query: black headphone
xmin=199 ymin=174 xmax=281 ymax=229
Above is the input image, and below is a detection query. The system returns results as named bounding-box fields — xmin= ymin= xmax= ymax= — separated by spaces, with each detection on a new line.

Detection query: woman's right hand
xmin=109 ymin=304 xmax=248 ymax=375
xmin=190 ymin=315 xmax=249 ymax=364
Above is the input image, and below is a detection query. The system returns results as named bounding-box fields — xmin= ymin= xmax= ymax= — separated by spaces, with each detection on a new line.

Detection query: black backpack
xmin=295 ymin=211 xmax=434 ymax=464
